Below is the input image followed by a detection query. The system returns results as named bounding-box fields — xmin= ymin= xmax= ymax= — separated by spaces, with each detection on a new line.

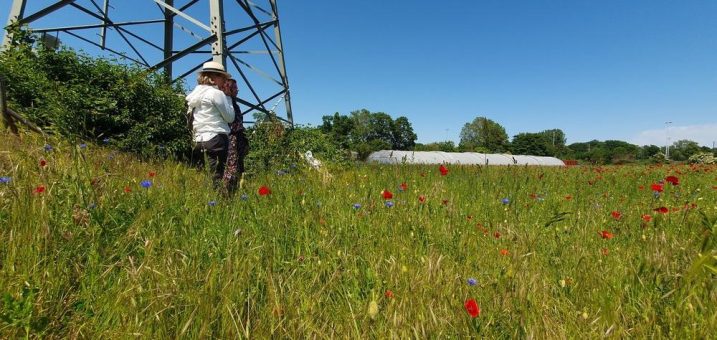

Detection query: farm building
xmin=367 ymin=150 xmax=565 ymax=166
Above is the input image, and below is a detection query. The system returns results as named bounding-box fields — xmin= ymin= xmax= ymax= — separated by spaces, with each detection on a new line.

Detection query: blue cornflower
xmin=467 ymin=278 xmax=478 ymax=286
xmin=79 ymin=143 xmax=87 ymax=149
xmin=208 ymin=200 xmax=217 ymax=207
xmin=385 ymin=200 xmax=394 ymax=208
xmin=501 ymin=198 xmax=510 ymax=205
xmin=353 ymin=203 xmax=361 ymax=209
xmin=653 ymin=191 xmax=660 ymax=199
xmin=240 ymin=193 xmax=249 ymax=201
xmin=140 ymin=180 xmax=152 ymax=188
xmin=43 ymin=144 xmax=53 ymax=152
xmin=87 ymin=203 xmax=97 ymax=209
xmin=277 ymin=169 xmax=288 ymax=176
xmin=0 ymin=176 xmax=11 ymax=184
xmin=102 ymin=138 xmax=110 ymax=144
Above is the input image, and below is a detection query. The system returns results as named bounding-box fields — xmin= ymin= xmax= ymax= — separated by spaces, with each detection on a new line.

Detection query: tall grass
xmin=1 ymin=131 xmax=716 ymax=338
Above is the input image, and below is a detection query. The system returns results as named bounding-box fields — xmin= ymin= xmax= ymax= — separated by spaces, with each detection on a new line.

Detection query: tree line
xmin=322 ymin=113 xmax=715 ymax=163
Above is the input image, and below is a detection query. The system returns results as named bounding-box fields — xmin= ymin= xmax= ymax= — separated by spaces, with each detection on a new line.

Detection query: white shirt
xmin=185 ymin=85 xmax=235 ymax=142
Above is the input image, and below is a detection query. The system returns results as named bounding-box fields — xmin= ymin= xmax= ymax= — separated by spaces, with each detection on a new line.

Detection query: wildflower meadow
xmin=1 ymin=132 xmax=717 ymax=338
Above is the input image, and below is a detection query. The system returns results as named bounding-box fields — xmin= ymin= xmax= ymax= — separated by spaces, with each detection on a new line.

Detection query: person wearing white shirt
xmin=186 ymin=61 xmax=235 ymax=185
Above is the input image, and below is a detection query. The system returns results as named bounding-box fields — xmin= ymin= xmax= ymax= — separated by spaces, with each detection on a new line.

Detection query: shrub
xmin=0 ymin=30 xmax=189 ymax=157
xmin=688 ymin=152 xmax=715 ymax=165
xmin=246 ymin=118 xmax=348 ymax=172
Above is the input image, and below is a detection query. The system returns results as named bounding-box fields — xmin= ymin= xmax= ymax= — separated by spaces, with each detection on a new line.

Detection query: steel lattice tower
xmin=2 ymin=0 xmax=293 ymax=125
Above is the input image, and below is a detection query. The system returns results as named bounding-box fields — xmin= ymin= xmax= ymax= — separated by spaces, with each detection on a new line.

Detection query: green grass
xmin=1 ymin=131 xmax=716 ymax=338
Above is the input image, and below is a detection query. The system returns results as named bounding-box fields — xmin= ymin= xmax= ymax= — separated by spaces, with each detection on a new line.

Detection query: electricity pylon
xmin=2 ymin=0 xmax=293 ymax=124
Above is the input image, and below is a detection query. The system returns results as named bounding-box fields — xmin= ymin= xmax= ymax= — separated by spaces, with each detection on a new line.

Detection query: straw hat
xmin=200 ymin=61 xmax=229 ymax=76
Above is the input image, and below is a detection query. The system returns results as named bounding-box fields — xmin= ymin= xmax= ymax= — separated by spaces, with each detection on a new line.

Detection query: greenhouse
xmin=366 ymin=150 xmax=565 ymax=166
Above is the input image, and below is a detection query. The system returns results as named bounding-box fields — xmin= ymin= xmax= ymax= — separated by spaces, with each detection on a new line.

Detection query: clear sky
xmin=3 ymin=0 xmax=716 ymax=147
xmin=278 ymin=0 xmax=716 ymax=147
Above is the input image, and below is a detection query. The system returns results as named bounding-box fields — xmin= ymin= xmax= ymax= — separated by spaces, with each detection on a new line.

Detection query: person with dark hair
xmin=186 ymin=61 xmax=235 ymax=185
xmin=222 ymin=78 xmax=249 ymax=191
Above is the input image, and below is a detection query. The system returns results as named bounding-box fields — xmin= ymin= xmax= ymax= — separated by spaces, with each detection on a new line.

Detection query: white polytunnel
xmin=366 ymin=150 xmax=565 ymax=166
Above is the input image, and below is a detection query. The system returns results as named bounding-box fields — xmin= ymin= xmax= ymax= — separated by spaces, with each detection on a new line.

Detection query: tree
xmin=669 ymin=139 xmax=701 ymax=161
xmin=639 ymin=145 xmax=661 ymax=160
xmin=366 ymin=112 xmax=395 ymax=148
xmin=511 ymin=133 xmax=550 ymax=156
xmin=320 ymin=112 xmax=354 ymax=149
xmin=320 ymin=109 xmax=418 ymax=158
xmin=392 ymin=116 xmax=417 ymax=150
xmin=537 ymin=129 xmax=567 ymax=157
xmin=459 ymin=117 xmax=509 ymax=152
xmin=604 ymin=140 xmax=640 ymax=163
xmin=414 ymin=141 xmax=455 ymax=152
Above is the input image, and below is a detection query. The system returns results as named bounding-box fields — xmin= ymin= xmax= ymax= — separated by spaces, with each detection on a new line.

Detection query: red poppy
xmin=400 ymin=182 xmax=408 ymax=191
xmin=123 ymin=186 xmax=132 ymax=193
xmin=665 ymin=176 xmax=679 ymax=186
xmin=39 ymin=159 xmax=47 ymax=167
xmin=258 ymin=185 xmax=271 ymax=196
xmin=382 ymin=190 xmax=393 ymax=199
xmin=638 ymin=185 xmax=644 ymax=190
xmin=650 ymin=183 xmax=663 ymax=192
xmin=494 ymin=231 xmax=501 ymax=239
xmin=464 ymin=299 xmax=480 ymax=318
xmin=500 ymin=249 xmax=509 ymax=256
xmin=34 ymin=185 xmax=46 ymax=194
xmin=148 ymin=171 xmax=156 ymax=177
xmin=529 ymin=193 xmax=537 ymax=199
xmin=564 ymin=195 xmax=572 ymax=200
xmin=611 ymin=211 xmax=622 ymax=220
xmin=600 ymin=230 xmax=614 ymax=239
xmin=418 ymin=195 xmax=426 ymax=203
xmin=384 ymin=290 xmax=394 ymax=299
xmin=653 ymin=207 xmax=668 ymax=214
xmin=439 ymin=165 xmax=449 ymax=176
xmin=641 ymin=214 xmax=652 ymax=222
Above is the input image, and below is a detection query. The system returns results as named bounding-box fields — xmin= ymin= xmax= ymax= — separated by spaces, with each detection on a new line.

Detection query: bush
xmin=246 ymin=118 xmax=348 ymax=172
xmin=688 ymin=152 xmax=715 ymax=164
xmin=0 ymin=30 xmax=189 ymax=157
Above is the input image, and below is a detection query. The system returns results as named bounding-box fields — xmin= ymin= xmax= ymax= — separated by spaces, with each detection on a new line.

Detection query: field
xmin=1 ymin=132 xmax=717 ymax=338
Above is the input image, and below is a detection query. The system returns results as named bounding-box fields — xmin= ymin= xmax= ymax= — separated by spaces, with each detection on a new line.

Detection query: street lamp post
xmin=665 ymin=121 xmax=672 ymax=160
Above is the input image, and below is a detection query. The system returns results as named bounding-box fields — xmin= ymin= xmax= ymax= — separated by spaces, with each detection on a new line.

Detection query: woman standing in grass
xmin=186 ymin=61 xmax=235 ymax=186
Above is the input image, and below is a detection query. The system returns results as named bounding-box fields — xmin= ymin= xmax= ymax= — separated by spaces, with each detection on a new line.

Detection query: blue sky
xmin=3 ymin=0 xmax=716 ymax=146
xmin=278 ymin=0 xmax=716 ymax=146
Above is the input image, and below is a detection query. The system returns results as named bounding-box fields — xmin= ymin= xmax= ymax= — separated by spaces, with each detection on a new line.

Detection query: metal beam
xmin=1 ymin=0 xmax=27 ymax=49
xmin=209 ymin=0 xmax=227 ymax=66
xmin=31 ymin=19 xmax=165 ymax=33
xmin=17 ymin=0 xmax=76 ymax=25
xmin=100 ymin=0 xmax=110 ymax=48
xmin=270 ymin=0 xmax=292 ymax=124
xmin=153 ymin=0 xmax=211 ymax=32
xmin=163 ymin=0 xmax=174 ymax=81
xmin=149 ymin=35 xmax=217 ymax=72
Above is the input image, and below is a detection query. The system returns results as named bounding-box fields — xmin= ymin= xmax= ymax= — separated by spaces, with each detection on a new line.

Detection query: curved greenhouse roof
xmin=366 ymin=150 xmax=565 ymax=166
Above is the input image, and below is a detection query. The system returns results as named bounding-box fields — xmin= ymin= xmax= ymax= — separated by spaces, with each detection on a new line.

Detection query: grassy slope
xmin=1 ymin=131 xmax=716 ymax=338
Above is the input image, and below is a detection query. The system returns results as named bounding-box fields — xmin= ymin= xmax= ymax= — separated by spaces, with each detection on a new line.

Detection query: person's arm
xmin=212 ymin=90 xmax=235 ymax=123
